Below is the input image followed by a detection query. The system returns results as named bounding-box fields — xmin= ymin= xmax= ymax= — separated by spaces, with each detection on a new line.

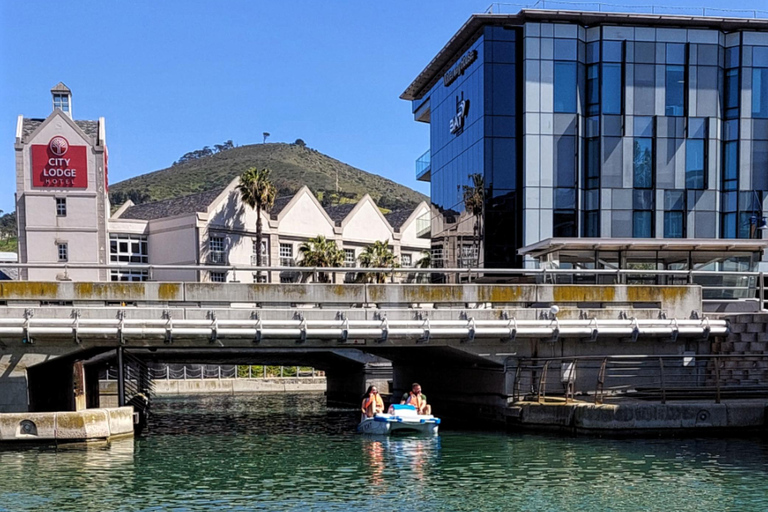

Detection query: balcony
xmin=208 ymin=250 xmax=228 ymax=265
xmin=415 ymin=150 xmax=431 ymax=182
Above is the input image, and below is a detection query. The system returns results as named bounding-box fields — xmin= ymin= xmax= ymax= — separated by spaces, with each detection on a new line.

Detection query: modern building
xmin=14 ymin=84 xmax=430 ymax=282
xmin=403 ymin=9 xmax=768 ymax=279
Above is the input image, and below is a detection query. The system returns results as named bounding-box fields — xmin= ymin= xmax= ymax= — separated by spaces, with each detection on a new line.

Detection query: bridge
xmin=0 ymin=276 xmax=740 ymax=425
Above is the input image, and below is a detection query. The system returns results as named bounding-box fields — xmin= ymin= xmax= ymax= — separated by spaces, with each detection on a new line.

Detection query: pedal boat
xmin=357 ymin=404 xmax=440 ymax=435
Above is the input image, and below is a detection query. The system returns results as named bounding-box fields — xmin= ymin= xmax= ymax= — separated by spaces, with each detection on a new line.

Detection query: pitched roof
xmin=323 ymin=203 xmax=356 ymax=224
xmin=269 ymin=195 xmax=294 ymax=220
xmin=21 ymin=118 xmax=99 ymax=140
xmin=51 ymin=82 xmax=71 ymax=93
xmin=384 ymin=209 xmax=413 ymax=230
xmin=119 ymin=188 xmax=225 ymax=221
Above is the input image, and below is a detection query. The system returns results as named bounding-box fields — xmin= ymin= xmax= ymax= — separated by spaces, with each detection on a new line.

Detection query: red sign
xmin=31 ymin=136 xmax=88 ymax=188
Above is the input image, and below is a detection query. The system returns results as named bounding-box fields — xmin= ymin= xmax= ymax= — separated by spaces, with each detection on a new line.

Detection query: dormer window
xmin=53 ymin=93 xmax=70 ymax=114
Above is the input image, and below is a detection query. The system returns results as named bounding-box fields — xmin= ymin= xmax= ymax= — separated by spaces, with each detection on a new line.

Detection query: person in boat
xmin=361 ymin=385 xmax=385 ymax=420
xmin=400 ymin=382 xmax=431 ymax=415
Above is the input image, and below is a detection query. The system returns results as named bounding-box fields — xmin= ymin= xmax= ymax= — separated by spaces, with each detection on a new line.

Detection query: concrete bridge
xmin=0 ymin=281 xmax=728 ymax=423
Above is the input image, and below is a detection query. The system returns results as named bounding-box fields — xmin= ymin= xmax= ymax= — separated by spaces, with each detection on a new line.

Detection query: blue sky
xmin=1 ymin=0 xmax=767 ymax=214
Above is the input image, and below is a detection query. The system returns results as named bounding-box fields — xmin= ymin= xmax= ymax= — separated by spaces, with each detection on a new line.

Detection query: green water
xmin=2 ymin=393 xmax=768 ymax=511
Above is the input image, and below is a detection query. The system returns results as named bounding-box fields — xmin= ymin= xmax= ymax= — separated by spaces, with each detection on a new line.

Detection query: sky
xmin=2 ymin=0 xmax=768 ymax=214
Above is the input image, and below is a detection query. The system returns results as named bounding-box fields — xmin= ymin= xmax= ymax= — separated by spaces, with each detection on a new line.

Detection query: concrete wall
xmin=0 ymin=406 xmax=133 ymax=442
xmin=149 ymin=377 xmax=326 ymax=395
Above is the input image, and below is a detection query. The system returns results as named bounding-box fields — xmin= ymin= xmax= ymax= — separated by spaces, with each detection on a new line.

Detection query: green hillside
xmin=109 ymin=142 xmax=427 ymax=210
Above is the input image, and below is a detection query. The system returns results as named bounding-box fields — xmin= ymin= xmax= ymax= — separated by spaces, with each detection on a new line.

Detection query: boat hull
xmin=357 ymin=414 xmax=440 ymax=436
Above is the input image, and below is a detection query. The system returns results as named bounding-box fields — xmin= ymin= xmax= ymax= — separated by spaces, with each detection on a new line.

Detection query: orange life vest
xmin=406 ymin=392 xmax=425 ymax=411
xmin=363 ymin=393 xmax=384 ymax=415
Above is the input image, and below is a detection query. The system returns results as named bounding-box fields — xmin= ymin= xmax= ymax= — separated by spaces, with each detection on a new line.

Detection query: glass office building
xmin=403 ymin=9 xmax=768 ymax=271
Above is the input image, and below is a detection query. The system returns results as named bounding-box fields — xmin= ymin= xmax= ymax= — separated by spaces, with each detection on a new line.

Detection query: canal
xmin=2 ymin=393 xmax=768 ymax=511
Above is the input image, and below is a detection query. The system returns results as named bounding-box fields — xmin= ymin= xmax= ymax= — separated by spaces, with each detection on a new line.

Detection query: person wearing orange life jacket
xmin=400 ymin=382 xmax=431 ymax=415
xmin=361 ymin=385 xmax=385 ymax=420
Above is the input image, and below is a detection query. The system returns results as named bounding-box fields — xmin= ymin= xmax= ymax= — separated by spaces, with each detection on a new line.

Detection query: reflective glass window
xmin=665 ymin=65 xmax=685 ymax=116
xmin=554 ymin=188 xmax=576 ymax=209
xmin=602 ymin=63 xmax=622 ymax=114
xmin=554 ymin=39 xmax=577 ymax=60
xmin=635 ymin=42 xmax=655 ymax=64
xmin=685 ymin=139 xmax=706 ymax=189
xmin=633 ymin=211 xmax=653 ymax=238
xmin=753 ymin=68 xmax=768 ymax=118
xmin=553 ymin=210 xmax=577 ymax=237
xmin=554 ymin=135 xmax=576 ymax=187
xmin=725 ymin=47 xmax=739 ymax=68
xmin=586 ymin=64 xmax=599 ymax=115
xmin=725 ymin=68 xmax=739 ymax=119
xmin=585 ymin=138 xmax=599 ymax=189
xmin=721 ymin=212 xmax=737 ymax=238
xmin=603 ymin=40 xmax=623 ymax=62
xmin=723 ymin=141 xmax=738 ymax=190
xmin=666 ymin=43 xmax=685 ymax=65
xmin=583 ymin=210 xmax=599 ymax=237
xmin=664 ymin=211 xmax=684 ymax=238
xmin=586 ymin=41 xmax=599 ymax=63
xmin=554 ymin=62 xmax=577 ymax=113
xmin=633 ymin=138 xmax=653 ymax=189
xmin=634 ymin=116 xmax=653 ymax=138
xmin=754 ymin=46 xmax=768 ymax=67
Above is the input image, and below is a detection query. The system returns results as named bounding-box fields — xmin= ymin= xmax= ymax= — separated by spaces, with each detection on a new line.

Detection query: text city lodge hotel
xmin=403 ymin=8 xmax=768 ymax=290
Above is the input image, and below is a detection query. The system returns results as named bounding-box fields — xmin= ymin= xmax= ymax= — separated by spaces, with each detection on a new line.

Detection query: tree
xmin=461 ymin=173 xmax=485 ymax=267
xmin=358 ymin=240 xmax=398 ymax=283
xmin=237 ymin=168 xmax=277 ymax=281
xmin=294 ymin=139 xmax=306 ymax=148
xmin=298 ymin=235 xmax=343 ymax=283
xmin=263 ymin=132 xmax=270 ymax=144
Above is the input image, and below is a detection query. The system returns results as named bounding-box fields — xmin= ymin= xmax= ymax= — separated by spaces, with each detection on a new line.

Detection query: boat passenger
xmin=361 ymin=385 xmax=385 ymax=419
xmin=400 ymin=382 xmax=431 ymax=415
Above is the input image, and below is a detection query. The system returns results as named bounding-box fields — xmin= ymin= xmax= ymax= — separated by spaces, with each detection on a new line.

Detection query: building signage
xmin=31 ymin=136 xmax=88 ymax=188
xmin=449 ymin=99 xmax=470 ymax=134
xmin=443 ymin=49 xmax=477 ymax=87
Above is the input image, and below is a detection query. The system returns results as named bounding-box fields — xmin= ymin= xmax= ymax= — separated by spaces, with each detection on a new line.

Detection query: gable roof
xmin=269 ymin=195 xmax=294 ymax=219
xmin=384 ymin=209 xmax=413 ymax=230
xmin=323 ymin=203 xmax=356 ymax=224
xmin=51 ymin=82 xmax=71 ymax=93
xmin=119 ymin=188 xmax=225 ymax=221
xmin=21 ymin=118 xmax=99 ymax=141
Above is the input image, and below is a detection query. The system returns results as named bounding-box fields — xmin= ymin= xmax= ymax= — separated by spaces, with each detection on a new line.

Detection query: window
xmin=724 ymin=68 xmax=739 ymax=119
xmin=586 ymin=64 xmax=599 ymax=116
xmin=753 ymin=68 xmax=768 ymax=118
xmin=210 ymin=272 xmax=227 ymax=283
xmin=279 ymin=243 xmax=294 ymax=266
xmin=633 ymin=139 xmax=653 ymax=189
xmin=209 ymin=236 xmax=225 ymax=264
xmin=110 ymin=234 xmax=148 ymax=263
xmin=665 ymin=65 xmax=685 ymax=116
xmin=251 ymin=239 xmax=268 ymax=266
xmin=401 ymin=253 xmax=412 ymax=267
xmin=633 ymin=190 xmax=654 ymax=238
xmin=344 ymin=249 xmax=356 ymax=267
xmin=56 ymin=197 xmax=66 ymax=217
xmin=664 ymin=190 xmax=685 ymax=238
xmin=57 ymin=243 xmax=68 ymax=262
xmin=110 ymin=270 xmax=148 ymax=282
xmin=554 ymin=62 xmax=577 ymax=113
xmin=52 ymin=93 xmax=70 ymax=113
xmin=685 ymin=139 xmax=706 ymax=190
xmin=458 ymin=245 xmax=478 ymax=268
xmin=602 ymin=63 xmax=622 ymax=115
xmin=431 ymin=247 xmax=444 ymax=268
xmin=723 ymin=141 xmax=738 ymax=191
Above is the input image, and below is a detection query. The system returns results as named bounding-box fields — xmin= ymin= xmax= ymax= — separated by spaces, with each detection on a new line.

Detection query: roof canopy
xmin=518 ymin=238 xmax=768 ymax=258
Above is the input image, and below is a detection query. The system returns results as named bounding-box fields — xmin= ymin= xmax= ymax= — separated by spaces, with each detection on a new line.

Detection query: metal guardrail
xmin=485 ymin=1 xmax=768 ymax=19
xmin=105 ymin=365 xmax=322 ymax=380
xmin=513 ymin=354 xmax=768 ymax=405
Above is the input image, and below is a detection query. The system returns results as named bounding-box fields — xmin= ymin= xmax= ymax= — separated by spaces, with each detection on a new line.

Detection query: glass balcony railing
xmin=416 ymin=150 xmax=431 ymax=182
xmin=415 ymin=211 xmax=431 ymax=239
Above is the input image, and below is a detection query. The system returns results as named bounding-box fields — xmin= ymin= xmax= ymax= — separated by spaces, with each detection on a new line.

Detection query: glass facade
xmin=409 ymin=14 xmax=768 ymax=268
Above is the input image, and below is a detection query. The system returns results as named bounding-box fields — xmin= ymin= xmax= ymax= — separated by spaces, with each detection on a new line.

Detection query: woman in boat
xmin=361 ymin=385 xmax=385 ymax=420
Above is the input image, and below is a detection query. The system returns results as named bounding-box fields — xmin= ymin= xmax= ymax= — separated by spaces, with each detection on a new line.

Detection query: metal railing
xmin=485 ymin=1 xmax=768 ymax=18
xmin=512 ymin=354 xmax=768 ymax=405
xmin=105 ymin=365 xmax=323 ymax=380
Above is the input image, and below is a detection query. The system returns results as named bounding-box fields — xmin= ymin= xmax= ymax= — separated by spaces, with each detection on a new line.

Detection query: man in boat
xmin=361 ymin=385 xmax=385 ymax=419
xmin=400 ymin=382 xmax=431 ymax=415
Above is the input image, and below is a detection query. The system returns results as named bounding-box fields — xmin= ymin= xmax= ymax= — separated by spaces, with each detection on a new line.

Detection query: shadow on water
xmin=2 ymin=393 xmax=768 ymax=511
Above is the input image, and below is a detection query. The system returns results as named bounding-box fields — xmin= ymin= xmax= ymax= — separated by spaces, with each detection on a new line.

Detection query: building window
xmin=401 ymin=253 xmax=412 ymax=267
xmin=110 ymin=270 xmax=148 ymax=282
xmin=57 ymin=243 xmax=68 ymax=262
xmin=209 ymin=236 xmax=225 ymax=264
xmin=52 ymin=93 xmax=70 ymax=113
xmin=431 ymin=247 xmax=443 ymax=268
xmin=251 ymin=239 xmax=268 ymax=266
xmin=633 ymin=138 xmax=653 ymax=189
xmin=724 ymin=67 xmax=739 ymax=119
xmin=753 ymin=67 xmax=768 ymax=118
xmin=633 ymin=190 xmax=654 ymax=238
xmin=554 ymin=62 xmax=577 ymax=113
xmin=56 ymin=198 xmax=67 ymax=217
xmin=602 ymin=63 xmax=622 ymax=115
xmin=586 ymin=64 xmax=599 ymax=116
xmin=458 ymin=245 xmax=478 ymax=268
xmin=279 ymin=243 xmax=294 ymax=266
xmin=344 ymin=249 xmax=356 ymax=267
xmin=664 ymin=190 xmax=685 ymax=238
xmin=210 ymin=272 xmax=227 ymax=283
xmin=665 ymin=65 xmax=685 ymax=117
xmin=110 ymin=234 xmax=148 ymax=263
xmin=685 ymin=139 xmax=706 ymax=190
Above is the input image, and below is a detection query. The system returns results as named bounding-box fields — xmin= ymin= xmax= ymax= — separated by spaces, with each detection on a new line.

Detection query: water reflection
xmin=0 ymin=394 xmax=767 ymax=511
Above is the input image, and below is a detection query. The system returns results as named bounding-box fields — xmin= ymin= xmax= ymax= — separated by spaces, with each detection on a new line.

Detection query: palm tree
xmin=358 ymin=240 xmax=398 ymax=283
xmin=298 ymin=235 xmax=343 ymax=283
xmin=461 ymin=173 xmax=484 ymax=267
xmin=237 ymin=168 xmax=277 ymax=281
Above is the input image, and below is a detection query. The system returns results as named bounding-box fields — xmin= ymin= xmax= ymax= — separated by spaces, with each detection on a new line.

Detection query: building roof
xmin=269 ymin=195 xmax=294 ymax=219
xmin=21 ymin=118 xmax=99 ymax=141
xmin=402 ymin=9 xmax=768 ymax=101
xmin=323 ymin=203 xmax=356 ymax=224
xmin=384 ymin=209 xmax=413 ymax=230
xmin=119 ymin=188 xmax=225 ymax=221
xmin=50 ymin=82 xmax=71 ymax=93
xmin=518 ymin=237 xmax=768 ymax=258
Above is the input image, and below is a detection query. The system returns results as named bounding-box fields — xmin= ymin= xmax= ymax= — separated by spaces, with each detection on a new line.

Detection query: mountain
xmin=109 ymin=142 xmax=427 ymax=211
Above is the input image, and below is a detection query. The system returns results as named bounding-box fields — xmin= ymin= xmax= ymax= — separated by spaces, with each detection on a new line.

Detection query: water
xmin=2 ymin=393 xmax=768 ymax=511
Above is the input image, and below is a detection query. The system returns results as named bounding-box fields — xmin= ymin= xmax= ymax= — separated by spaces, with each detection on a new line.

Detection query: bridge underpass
xmin=0 ymin=282 xmax=726 ymax=424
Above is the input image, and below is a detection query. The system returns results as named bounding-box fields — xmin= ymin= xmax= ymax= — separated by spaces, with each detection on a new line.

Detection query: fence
xmin=485 ymin=1 xmax=768 ymax=18
xmin=105 ymin=365 xmax=323 ymax=380
xmin=512 ymin=354 xmax=768 ymax=405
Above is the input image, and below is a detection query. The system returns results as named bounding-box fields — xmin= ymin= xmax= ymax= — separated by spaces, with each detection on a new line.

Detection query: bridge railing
xmin=105 ymin=365 xmax=323 ymax=380
xmin=513 ymin=354 xmax=768 ymax=405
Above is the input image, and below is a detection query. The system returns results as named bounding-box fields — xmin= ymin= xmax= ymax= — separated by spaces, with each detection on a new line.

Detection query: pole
xmin=116 ymin=346 xmax=125 ymax=407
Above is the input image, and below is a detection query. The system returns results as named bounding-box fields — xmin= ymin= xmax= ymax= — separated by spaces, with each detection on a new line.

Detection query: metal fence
xmin=485 ymin=1 xmax=768 ymax=18
xmin=105 ymin=365 xmax=323 ymax=380
xmin=512 ymin=354 xmax=768 ymax=405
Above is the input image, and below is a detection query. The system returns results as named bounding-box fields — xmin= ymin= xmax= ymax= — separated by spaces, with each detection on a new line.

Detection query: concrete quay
xmin=100 ymin=378 xmax=326 ymax=397
xmin=0 ymin=406 xmax=134 ymax=443
xmin=506 ymin=399 xmax=768 ymax=435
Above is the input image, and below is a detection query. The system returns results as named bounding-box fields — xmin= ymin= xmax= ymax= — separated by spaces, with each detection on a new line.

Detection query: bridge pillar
xmin=325 ymin=362 xmax=393 ymax=406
